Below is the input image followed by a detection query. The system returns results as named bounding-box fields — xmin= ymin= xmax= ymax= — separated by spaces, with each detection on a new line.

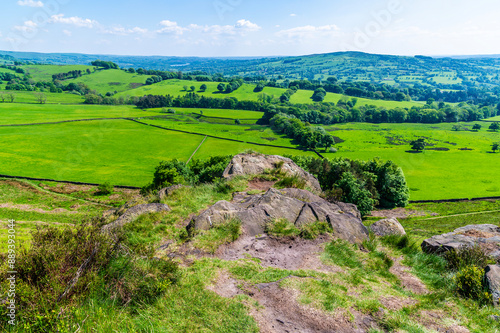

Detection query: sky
xmin=1 ymin=0 xmax=500 ymax=57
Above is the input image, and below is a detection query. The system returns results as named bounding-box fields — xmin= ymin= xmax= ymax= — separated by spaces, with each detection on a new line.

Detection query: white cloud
xmin=17 ymin=0 xmax=44 ymax=7
xmin=103 ymin=26 xmax=149 ymax=36
xmin=13 ymin=20 xmax=38 ymax=33
xmin=276 ymin=24 xmax=341 ymax=38
xmin=50 ymin=14 xmax=98 ymax=28
xmin=235 ymin=19 xmax=261 ymax=32
xmin=290 ymin=13 xmax=297 ymax=17
xmin=157 ymin=20 xmax=186 ymax=35
xmin=62 ymin=29 xmax=72 ymax=36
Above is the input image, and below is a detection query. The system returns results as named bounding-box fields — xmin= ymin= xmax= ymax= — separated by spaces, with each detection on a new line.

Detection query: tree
xmin=183 ymin=85 xmax=188 ymax=91
xmin=200 ymin=84 xmax=207 ymax=92
xmin=35 ymin=92 xmax=47 ymax=104
xmin=489 ymin=122 xmax=500 ymax=132
xmin=217 ymin=83 xmax=225 ymax=92
xmin=410 ymin=138 xmax=425 ymax=152
xmin=7 ymin=92 xmax=15 ymax=103
xmin=0 ymin=92 xmax=5 ymax=103
xmin=452 ymin=124 xmax=461 ymax=131
xmin=492 ymin=143 xmax=500 ymax=153
xmin=472 ymin=124 xmax=482 ymax=131
xmin=235 ymin=119 xmax=241 ymax=125
xmin=190 ymin=86 xmax=196 ymax=92
xmin=311 ymin=88 xmax=326 ymax=102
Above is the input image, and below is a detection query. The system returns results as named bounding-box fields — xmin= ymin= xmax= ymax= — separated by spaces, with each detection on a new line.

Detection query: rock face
xmin=188 ymin=188 xmax=368 ymax=244
xmin=103 ymin=203 xmax=171 ymax=231
xmin=223 ymin=153 xmax=322 ymax=193
xmin=370 ymin=218 xmax=406 ymax=237
xmin=421 ymin=224 xmax=500 ymax=258
xmin=485 ymin=265 xmax=500 ymax=306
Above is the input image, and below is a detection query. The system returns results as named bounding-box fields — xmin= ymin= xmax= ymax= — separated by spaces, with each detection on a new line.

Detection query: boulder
xmin=421 ymin=224 xmax=500 ymax=258
xmin=103 ymin=203 xmax=171 ymax=231
xmin=158 ymin=184 xmax=184 ymax=200
xmin=370 ymin=218 xmax=406 ymax=237
xmin=188 ymin=188 xmax=368 ymax=243
xmin=223 ymin=153 xmax=322 ymax=193
xmin=485 ymin=265 xmax=500 ymax=307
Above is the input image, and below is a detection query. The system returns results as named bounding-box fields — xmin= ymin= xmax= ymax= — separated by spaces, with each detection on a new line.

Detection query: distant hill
xmin=2 ymin=50 xmax=500 ymax=89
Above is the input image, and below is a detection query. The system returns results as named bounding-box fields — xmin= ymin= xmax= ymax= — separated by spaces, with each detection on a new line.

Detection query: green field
xmin=65 ymin=69 xmax=151 ymax=94
xmin=322 ymin=122 xmax=500 ymax=200
xmin=116 ymin=79 xmax=422 ymax=108
xmin=0 ymin=85 xmax=84 ymax=104
xmin=0 ymin=103 xmax=160 ymax=125
xmin=23 ymin=64 xmax=94 ymax=81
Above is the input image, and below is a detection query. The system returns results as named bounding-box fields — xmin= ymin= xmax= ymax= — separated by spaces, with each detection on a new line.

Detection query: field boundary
xmin=409 ymin=196 xmax=500 ymax=204
xmin=187 ymin=136 xmax=208 ymax=164
xmin=0 ymin=174 xmax=141 ymax=189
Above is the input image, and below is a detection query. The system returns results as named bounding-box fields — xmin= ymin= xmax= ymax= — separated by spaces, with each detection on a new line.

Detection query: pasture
xmin=22 ymin=64 xmax=94 ymax=81
xmin=322 ymin=122 xmax=500 ymax=200
xmin=65 ymin=69 xmax=151 ymax=94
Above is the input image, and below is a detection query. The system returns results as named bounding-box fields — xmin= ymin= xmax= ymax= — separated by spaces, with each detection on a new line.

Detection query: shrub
xmin=265 ymin=218 xmax=300 ymax=237
xmin=97 ymin=182 xmax=114 ymax=195
xmin=454 ymin=265 xmax=491 ymax=305
xmin=444 ymin=244 xmax=492 ymax=271
xmin=300 ymin=221 xmax=332 ymax=239
xmin=274 ymin=174 xmax=306 ymax=190
xmin=191 ymin=218 xmax=242 ymax=253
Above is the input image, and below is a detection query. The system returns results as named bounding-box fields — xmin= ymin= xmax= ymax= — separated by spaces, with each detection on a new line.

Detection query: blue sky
xmin=1 ymin=0 xmax=500 ymax=57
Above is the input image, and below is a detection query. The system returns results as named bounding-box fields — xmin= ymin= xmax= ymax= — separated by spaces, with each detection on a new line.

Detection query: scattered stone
xmin=223 ymin=153 xmax=322 ymax=193
xmin=158 ymin=184 xmax=184 ymax=200
xmin=188 ymin=187 xmax=368 ymax=244
xmin=370 ymin=218 xmax=406 ymax=237
xmin=421 ymin=224 xmax=500 ymax=258
xmin=486 ymin=265 xmax=500 ymax=307
xmin=102 ymin=203 xmax=170 ymax=231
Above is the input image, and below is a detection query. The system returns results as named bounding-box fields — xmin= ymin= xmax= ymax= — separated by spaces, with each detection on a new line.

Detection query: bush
xmin=191 ymin=218 xmax=242 ymax=253
xmin=265 ymin=218 xmax=300 ymax=237
xmin=454 ymin=265 xmax=491 ymax=305
xmin=444 ymin=244 xmax=492 ymax=271
xmin=274 ymin=174 xmax=306 ymax=190
xmin=97 ymin=182 xmax=114 ymax=195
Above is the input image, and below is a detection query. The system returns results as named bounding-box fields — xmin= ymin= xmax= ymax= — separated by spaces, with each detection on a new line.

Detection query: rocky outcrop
xmin=223 ymin=153 xmax=322 ymax=193
xmin=485 ymin=265 xmax=500 ymax=307
xmin=421 ymin=224 xmax=500 ymax=258
xmin=158 ymin=184 xmax=184 ymax=200
xmin=188 ymin=188 xmax=368 ymax=244
xmin=103 ymin=203 xmax=171 ymax=231
xmin=370 ymin=218 xmax=406 ymax=237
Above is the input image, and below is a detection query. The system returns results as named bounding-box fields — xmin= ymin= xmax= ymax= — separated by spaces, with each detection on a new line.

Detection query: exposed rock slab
xmin=189 ymin=188 xmax=368 ymax=244
xmin=223 ymin=153 xmax=322 ymax=193
xmin=485 ymin=265 xmax=500 ymax=307
xmin=421 ymin=224 xmax=500 ymax=258
xmin=370 ymin=218 xmax=406 ymax=237
xmin=103 ymin=203 xmax=171 ymax=231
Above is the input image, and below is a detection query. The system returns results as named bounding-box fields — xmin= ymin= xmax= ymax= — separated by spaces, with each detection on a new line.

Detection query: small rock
xmin=486 ymin=265 xmax=500 ymax=306
xmin=158 ymin=184 xmax=184 ymax=200
xmin=370 ymin=218 xmax=406 ymax=237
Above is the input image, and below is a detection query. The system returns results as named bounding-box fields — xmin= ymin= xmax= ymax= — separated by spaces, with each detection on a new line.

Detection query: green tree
xmin=489 ymin=122 xmax=500 ymax=132
xmin=35 ymin=92 xmax=47 ymax=104
xmin=217 ymin=83 xmax=225 ymax=92
xmin=183 ymin=85 xmax=188 ymax=91
xmin=472 ymin=124 xmax=482 ymax=131
xmin=200 ymin=84 xmax=207 ymax=92
xmin=452 ymin=124 xmax=461 ymax=131
xmin=492 ymin=142 xmax=500 ymax=153
xmin=235 ymin=119 xmax=241 ymax=125
xmin=190 ymin=86 xmax=196 ymax=92
xmin=311 ymin=88 xmax=326 ymax=102
xmin=410 ymin=138 xmax=425 ymax=152
xmin=337 ymin=172 xmax=374 ymax=216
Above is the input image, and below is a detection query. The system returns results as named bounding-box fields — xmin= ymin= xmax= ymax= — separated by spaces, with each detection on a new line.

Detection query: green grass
xmin=322 ymin=122 xmax=500 ymax=200
xmin=65 ymin=69 xmax=151 ymax=94
xmin=0 ymin=103 xmax=160 ymax=125
xmin=22 ymin=64 xmax=94 ymax=81
xmin=153 ymin=107 xmax=264 ymax=120
xmin=116 ymin=79 xmax=421 ymax=108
